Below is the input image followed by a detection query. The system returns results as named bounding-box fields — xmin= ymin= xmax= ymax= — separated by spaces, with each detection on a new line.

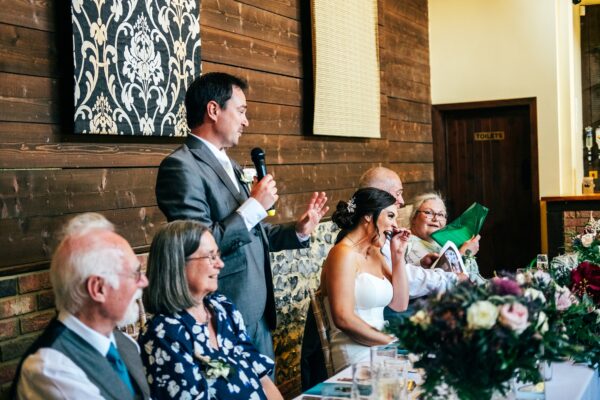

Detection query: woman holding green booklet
xmin=406 ymin=192 xmax=486 ymax=284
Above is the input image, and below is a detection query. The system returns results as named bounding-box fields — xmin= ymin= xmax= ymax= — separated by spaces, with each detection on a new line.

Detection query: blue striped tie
xmin=106 ymin=342 xmax=135 ymax=395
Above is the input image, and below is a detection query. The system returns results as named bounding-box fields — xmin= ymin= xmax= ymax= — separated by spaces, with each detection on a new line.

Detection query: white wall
xmin=429 ymin=0 xmax=583 ymax=197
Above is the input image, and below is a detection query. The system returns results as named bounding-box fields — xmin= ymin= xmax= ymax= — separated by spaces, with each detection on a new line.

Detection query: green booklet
xmin=431 ymin=202 xmax=488 ymax=249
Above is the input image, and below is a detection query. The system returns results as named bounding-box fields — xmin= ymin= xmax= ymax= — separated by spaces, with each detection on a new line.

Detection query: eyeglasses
xmin=187 ymin=250 xmax=222 ymax=266
xmin=120 ymin=265 xmax=145 ymax=283
xmin=417 ymin=209 xmax=447 ymax=220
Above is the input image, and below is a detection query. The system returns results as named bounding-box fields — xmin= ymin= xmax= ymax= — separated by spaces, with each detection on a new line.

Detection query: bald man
xmin=359 ymin=167 xmax=462 ymax=297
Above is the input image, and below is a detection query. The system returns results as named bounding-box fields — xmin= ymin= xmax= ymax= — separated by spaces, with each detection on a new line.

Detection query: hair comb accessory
xmin=346 ymin=197 xmax=356 ymax=214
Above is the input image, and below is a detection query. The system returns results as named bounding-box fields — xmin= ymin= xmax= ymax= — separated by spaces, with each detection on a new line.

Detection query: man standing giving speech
xmin=155 ymin=72 xmax=328 ymax=363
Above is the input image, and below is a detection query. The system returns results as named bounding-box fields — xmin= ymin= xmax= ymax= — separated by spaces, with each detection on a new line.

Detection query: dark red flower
xmin=571 ymin=261 xmax=600 ymax=305
xmin=490 ymin=277 xmax=523 ymax=296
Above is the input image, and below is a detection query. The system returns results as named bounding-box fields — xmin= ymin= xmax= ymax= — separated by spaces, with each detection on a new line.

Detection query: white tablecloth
xmin=296 ymin=361 xmax=599 ymax=400
xmin=545 ymin=362 xmax=599 ymax=400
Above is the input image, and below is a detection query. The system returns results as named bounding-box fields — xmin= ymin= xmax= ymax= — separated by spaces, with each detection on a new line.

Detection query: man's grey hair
xmin=60 ymin=212 xmax=114 ymax=239
xmin=409 ymin=192 xmax=446 ymax=224
xmin=51 ymin=217 xmax=122 ymax=314
xmin=358 ymin=167 xmax=400 ymax=193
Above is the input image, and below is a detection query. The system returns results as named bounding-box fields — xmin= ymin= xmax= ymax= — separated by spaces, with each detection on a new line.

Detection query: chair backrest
xmin=119 ymin=298 xmax=147 ymax=340
xmin=308 ymin=288 xmax=335 ymax=377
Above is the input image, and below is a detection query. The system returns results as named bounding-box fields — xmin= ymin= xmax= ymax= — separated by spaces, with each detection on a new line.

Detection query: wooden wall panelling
xmin=0 ymin=142 xmax=177 ymax=169
xmin=201 ymin=0 xmax=301 ymax=49
xmin=201 ymin=26 xmax=301 ymax=77
xmin=0 ymin=168 xmax=158 ymax=219
xmin=202 ymin=61 xmax=302 ymax=106
xmin=0 ymin=24 xmax=57 ymax=77
xmin=0 ymin=73 xmax=58 ymax=124
xmin=0 ymin=206 xmax=165 ymax=270
xmin=0 ymin=0 xmax=55 ymax=31
xmin=382 ymin=119 xmax=432 ymax=142
xmin=236 ymin=0 xmax=299 ymax=20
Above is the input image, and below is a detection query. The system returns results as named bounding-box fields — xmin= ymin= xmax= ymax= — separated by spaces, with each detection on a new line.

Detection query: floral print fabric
xmin=139 ymin=293 xmax=274 ymax=399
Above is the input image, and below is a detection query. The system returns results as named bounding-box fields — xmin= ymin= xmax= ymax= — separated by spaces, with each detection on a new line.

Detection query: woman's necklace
xmin=192 ymin=303 xmax=212 ymax=324
xmin=346 ymin=235 xmax=369 ymax=259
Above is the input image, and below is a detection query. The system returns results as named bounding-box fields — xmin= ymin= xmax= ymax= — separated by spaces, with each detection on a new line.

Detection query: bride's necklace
xmin=346 ymin=235 xmax=369 ymax=259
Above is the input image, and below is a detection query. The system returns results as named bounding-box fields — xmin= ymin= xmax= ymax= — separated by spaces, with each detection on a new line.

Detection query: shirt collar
xmin=189 ymin=134 xmax=230 ymax=164
xmin=58 ymin=310 xmax=116 ymax=356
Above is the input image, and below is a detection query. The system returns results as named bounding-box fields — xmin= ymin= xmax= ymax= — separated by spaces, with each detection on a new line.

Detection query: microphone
xmin=250 ymin=147 xmax=276 ymax=216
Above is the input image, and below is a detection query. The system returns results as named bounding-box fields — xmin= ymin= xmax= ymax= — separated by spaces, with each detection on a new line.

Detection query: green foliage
xmin=388 ymin=281 xmax=547 ymax=400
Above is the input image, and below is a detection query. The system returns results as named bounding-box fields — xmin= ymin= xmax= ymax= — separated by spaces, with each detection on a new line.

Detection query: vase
xmin=511 ymin=362 xmax=547 ymax=400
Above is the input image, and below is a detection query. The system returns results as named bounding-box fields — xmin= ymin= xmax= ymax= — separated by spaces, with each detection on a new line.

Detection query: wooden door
xmin=432 ymin=99 xmax=540 ymax=277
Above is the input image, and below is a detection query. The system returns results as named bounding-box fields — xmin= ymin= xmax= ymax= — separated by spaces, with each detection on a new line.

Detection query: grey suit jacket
xmin=156 ymin=136 xmax=307 ymax=329
xmin=12 ymin=319 xmax=150 ymax=400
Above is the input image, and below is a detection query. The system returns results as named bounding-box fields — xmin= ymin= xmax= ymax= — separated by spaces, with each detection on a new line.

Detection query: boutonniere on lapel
xmin=240 ymin=168 xmax=257 ymax=191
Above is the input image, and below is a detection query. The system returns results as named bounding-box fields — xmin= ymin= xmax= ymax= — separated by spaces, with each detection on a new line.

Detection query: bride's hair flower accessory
xmin=347 ymin=197 xmax=356 ymax=214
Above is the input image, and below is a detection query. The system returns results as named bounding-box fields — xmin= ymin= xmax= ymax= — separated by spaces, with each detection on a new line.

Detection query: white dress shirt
xmin=382 ymin=240 xmax=457 ymax=298
xmin=17 ymin=311 xmax=134 ymax=400
xmin=191 ymin=135 xmax=310 ymax=241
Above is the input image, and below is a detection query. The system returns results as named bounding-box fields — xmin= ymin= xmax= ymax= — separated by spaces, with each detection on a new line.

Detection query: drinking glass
xmin=370 ymin=344 xmax=398 ymax=370
xmin=373 ymin=358 xmax=407 ymax=400
xmin=351 ymin=362 xmax=373 ymax=400
xmin=512 ymin=363 xmax=546 ymax=400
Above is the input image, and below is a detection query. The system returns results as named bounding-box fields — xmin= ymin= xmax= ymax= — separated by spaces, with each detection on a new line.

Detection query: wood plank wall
xmin=0 ymin=0 xmax=433 ymax=277
xmin=0 ymin=0 xmax=432 ymax=396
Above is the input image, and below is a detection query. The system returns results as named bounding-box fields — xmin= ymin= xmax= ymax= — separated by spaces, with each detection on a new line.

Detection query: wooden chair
xmin=119 ymin=298 xmax=148 ymax=340
xmin=308 ymin=288 xmax=335 ymax=377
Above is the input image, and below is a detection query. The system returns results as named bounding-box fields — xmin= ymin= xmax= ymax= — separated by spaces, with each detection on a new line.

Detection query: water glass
xmin=373 ymin=358 xmax=407 ymax=400
xmin=351 ymin=362 xmax=373 ymax=400
xmin=370 ymin=344 xmax=398 ymax=370
xmin=541 ymin=361 xmax=552 ymax=381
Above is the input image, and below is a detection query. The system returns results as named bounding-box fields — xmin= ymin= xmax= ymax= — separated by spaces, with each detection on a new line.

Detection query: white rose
xmin=524 ymin=288 xmax=547 ymax=304
xmin=581 ymin=233 xmax=595 ymax=248
xmin=536 ymin=311 xmax=549 ymax=334
xmin=242 ymin=168 xmax=257 ymax=184
xmin=467 ymin=301 xmax=499 ymax=330
xmin=532 ymin=270 xmax=551 ymax=285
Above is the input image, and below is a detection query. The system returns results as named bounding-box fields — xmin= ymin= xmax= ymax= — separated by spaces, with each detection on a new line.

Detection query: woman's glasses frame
xmin=416 ymin=209 xmax=447 ymax=221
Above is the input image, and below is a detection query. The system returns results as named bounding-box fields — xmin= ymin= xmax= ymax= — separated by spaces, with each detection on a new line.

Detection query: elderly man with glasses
xmin=11 ymin=214 xmax=150 ymax=400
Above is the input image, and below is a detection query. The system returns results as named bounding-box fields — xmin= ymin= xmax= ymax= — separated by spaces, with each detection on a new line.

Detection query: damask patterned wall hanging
xmin=71 ymin=0 xmax=200 ymax=136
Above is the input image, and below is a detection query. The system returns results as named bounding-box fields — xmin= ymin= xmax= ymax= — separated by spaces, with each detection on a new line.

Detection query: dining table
xmin=294 ymin=359 xmax=600 ymax=400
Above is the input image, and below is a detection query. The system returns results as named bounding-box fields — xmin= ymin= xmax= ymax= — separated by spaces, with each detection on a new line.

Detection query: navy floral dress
xmin=139 ymin=293 xmax=274 ymax=399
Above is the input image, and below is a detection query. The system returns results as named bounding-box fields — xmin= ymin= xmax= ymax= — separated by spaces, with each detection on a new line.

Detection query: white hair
xmin=50 ymin=230 xmax=123 ymax=314
xmin=409 ymin=192 xmax=446 ymax=223
xmin=60 ymin=212 xmax=114 ymax=239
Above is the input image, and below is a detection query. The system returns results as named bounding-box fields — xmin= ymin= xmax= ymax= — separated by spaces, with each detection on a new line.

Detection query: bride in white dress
xmin=320 ymin=187 xmax=410 ymax=372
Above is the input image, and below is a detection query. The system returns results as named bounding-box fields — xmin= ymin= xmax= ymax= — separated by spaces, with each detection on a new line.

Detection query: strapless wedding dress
xmin=324 ymin=272 xmax=393 ymax=372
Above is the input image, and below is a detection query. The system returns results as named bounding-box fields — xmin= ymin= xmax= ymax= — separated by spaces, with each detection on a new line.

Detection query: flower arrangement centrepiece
xmin=528 ymin=213 xmax=600 ymax=367
xmin=388 ymin=278 xmax=553 ymax=400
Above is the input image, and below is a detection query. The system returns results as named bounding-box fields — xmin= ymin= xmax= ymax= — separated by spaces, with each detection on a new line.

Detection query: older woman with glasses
xmin=406 ymin=192 xmax=485 ymax=284
xmin=139 ymin=220 xmax=283 ymax=400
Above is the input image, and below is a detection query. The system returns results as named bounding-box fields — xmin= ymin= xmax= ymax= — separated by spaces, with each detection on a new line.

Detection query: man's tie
xmin=106 ymin=342 xmax=135 ymax=395
xmin=221 ymin=158 xmax=240 ymax=192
